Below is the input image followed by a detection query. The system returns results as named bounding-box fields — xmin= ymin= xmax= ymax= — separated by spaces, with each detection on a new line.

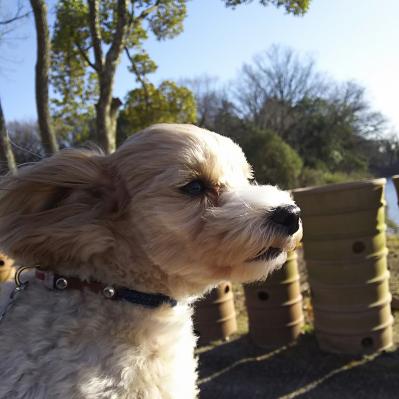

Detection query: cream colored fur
xmin=0 ymin=124 xmax=302 ymax=398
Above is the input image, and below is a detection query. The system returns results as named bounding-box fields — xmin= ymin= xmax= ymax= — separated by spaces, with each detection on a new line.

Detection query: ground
xmin=196 ymin=235 xmax=399 ymax=399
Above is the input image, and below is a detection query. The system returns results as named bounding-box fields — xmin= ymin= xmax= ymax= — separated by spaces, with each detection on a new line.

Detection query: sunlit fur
xmin=0 ymin=124 xmax=302 ymax=398
xmin=0 ymin=252 xmax=14 ymax=283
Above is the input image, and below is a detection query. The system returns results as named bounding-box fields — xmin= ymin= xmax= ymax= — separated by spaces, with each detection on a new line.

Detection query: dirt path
xmin=197 ymin=235 xmax=399 ymax=399
xmin=198 ymin=327 xmax=399 ymax=399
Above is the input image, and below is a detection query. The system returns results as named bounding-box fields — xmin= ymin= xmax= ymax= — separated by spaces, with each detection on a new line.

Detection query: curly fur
xmin=0 ymin=124 xmax=302 ymax=398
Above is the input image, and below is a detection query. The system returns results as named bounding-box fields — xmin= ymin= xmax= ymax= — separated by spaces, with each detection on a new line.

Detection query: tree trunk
xmin=30 ymin=0 xmax=58 ymax=155
xmin=110 ymin=97 xmax=123 ymax=144
xmin=95 ymin=79 xmax=122 ymax=153
xmin=96 ymin=96 xmax=113 ymax=153
xmin=95 ymin=96 xmax=122 ymax=153
xmin=0 ymin=99 xmax=17 ymax=175
xmin=95 ymin=84 xmax=123 ymax=154
xmin=88 ymin=0 xmax=128 ymax=153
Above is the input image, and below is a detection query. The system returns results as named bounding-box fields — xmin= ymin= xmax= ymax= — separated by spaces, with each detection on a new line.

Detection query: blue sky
xmin=1 ymin=0 xmax=398 ymax=134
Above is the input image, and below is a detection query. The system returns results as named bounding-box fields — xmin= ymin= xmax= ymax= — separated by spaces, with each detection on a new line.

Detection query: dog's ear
xmin=0 ymin=149 xmax=129 ymax=266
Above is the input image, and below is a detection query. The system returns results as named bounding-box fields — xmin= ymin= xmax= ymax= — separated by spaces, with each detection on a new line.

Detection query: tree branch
xmin=124 ymin=47 xmax=147 ymax=86
xmin=134 ymin=0 xmax=161 ymax=23
xmin=74 ymin=39 xmax=98 ymax=72
xmin=104 ymin=0 xmax=128 ymax=72
xmin=0 ymin=3 xmax=30 ymax=25
xmin=29 ymin=0 xmax=58 ymax=154
xmin=0 ymin=13 xmax=30 ymax=25
xmin=127 ymin=0 xmax=161 ymax=26
xmin=124 ymin=47 xmax=151 ymax=109
xmin=0 ymin=98 xmax=17 ymax=174
xmin=87 ymin=0 xmax=103 ymax=73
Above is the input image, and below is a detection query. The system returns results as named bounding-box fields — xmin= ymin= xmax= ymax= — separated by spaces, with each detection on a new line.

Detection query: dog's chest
xmin=0 ymin=286 xmax=198 ymax=399
xmin=92 ymin=304 xmax=199 ymax=399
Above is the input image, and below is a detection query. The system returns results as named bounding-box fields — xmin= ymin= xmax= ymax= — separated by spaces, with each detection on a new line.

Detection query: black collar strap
xmin=35 ymin=269 xmax=177 ymax=308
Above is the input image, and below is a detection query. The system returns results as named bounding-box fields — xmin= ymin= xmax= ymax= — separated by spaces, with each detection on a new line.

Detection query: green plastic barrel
xmin=293 ymin=178 xmax=393 ymax=354
xmin=193 ymin=282 xmax=237 ymax=344
xmin=244 ymin=251 xmax=304 ymax=347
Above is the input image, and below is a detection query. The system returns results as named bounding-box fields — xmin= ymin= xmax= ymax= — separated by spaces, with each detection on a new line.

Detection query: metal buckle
xmin=0 ymin=267 xmax=32 ymax=323
xmin=14 ymin=266 xmax=34 ymax=288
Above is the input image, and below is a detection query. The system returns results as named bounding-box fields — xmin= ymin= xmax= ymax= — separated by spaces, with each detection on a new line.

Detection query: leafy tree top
xmin=50 ymin=0 xmax=311 ymax=151
xmin=51 ymin=0 xmax=188 ymax=144
xmin=223 ymin=0 xmax=310 ymax=15
xmin=118 ymin=79 xmax=196 ymax=143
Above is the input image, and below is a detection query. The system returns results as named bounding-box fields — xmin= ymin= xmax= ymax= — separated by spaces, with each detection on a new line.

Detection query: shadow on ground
xmin=197 ymin=333 xmax=399 ymax=399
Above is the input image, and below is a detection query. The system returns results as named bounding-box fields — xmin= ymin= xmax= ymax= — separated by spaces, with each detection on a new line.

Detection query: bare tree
xmin=181 ymin=76 xmax=224 ymax=128
xmin=7 ymin=120 xmax=44 ymax=165
xmin=0 ymin=99 xmax=16 ymax=174
xmin=0 ymin=0 xmax=30 ymax=36
xmin=30 ymin=0 xmax=59 ymax=154
xmin=236 ymin=45 xmax=326 ymax=139
xmin=0 ymin=0 xmax=30 ymax=173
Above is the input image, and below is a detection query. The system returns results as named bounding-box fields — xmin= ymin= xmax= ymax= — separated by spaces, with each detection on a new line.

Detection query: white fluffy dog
xmin=0 ymin=124 xmax=302 ymax=398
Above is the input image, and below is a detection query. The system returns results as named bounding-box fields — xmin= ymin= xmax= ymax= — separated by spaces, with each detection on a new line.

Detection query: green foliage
xmin=49 ymin=2 xmax=313 ymax=149
xmin=189 ymin=41 xmax=397 ymax=190
xmin=148 ymin=0 xmax=187 ymax=40
xmin=127 ymin=51 xmax=158 ymax=76
xmin=286 ymin=90 xmax=378 ymax=176
xmin=51 ymin=0 xmax=188 ymax=144
xmin=117 ymin=80 xmax=197 ymax=142
xmin=210 ymin=111 xmax=303 ymax=188
xmin=297 ymin=167 xmax=372 ymax=188
xmin=233 ymin=46 xmax=389 ymax=181
xmin=367 ymin=136 xmax=399 ymax=175
xmin=240 ymin=127 xmax=303 ymax=188
xmin=287 ymin=97 xmax=362 ymax=172
xmin=223 ymin=0 xmax=310 ymax=15
xmin=51 ymin=0 xmax=98 ymax=142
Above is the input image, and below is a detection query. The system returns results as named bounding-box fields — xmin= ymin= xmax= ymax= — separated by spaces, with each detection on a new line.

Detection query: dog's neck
xmin=34 ymin=268 xmax=178 ymax=308
xmin=29 ymin=230 xmax=216 ymax=301
xmin=46 ymin=256 xmax=210 ymax=303
xmin=51 ymin=267 xmax=210 ymax=303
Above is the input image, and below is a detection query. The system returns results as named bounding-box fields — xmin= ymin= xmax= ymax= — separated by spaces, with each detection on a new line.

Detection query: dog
xmin=0 ymin=124 xmax=302 ymax=398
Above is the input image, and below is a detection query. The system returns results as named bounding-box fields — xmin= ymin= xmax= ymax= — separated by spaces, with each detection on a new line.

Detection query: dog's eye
xmin=180 ymin=180 xmax=206 ymax=196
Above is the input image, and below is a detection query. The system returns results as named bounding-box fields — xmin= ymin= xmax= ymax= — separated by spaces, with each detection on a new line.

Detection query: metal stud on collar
xmin=55 ymin=277 xmax=68 ymax=290
xmin=103 ymin=286 xmax=116 ymax=299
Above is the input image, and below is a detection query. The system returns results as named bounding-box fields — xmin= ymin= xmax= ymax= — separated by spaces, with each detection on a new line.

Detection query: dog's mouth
xmin=247 ymin=247 xmax=283 ymax=262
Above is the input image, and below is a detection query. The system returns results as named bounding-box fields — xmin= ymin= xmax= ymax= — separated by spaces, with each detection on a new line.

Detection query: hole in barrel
xmin=361 ymin=337 xmax=374 ymax=348
xmin=352 ymin=241 xmax=365 ymax=254
xmin=258 ymin=291 xmax=269 ymax=301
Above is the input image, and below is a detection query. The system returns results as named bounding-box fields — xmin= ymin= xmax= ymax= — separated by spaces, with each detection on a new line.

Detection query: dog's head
xmin=0 ymin=124 xmax=302 ymax=296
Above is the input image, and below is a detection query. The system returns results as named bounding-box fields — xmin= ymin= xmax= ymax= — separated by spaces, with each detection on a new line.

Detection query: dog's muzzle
xmin=270 ymin=205 xmax=301 ymax=235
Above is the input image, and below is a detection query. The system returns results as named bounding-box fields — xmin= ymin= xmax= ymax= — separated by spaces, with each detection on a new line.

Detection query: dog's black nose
xmin=270 ymin=205 xmax=301 ymax=235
